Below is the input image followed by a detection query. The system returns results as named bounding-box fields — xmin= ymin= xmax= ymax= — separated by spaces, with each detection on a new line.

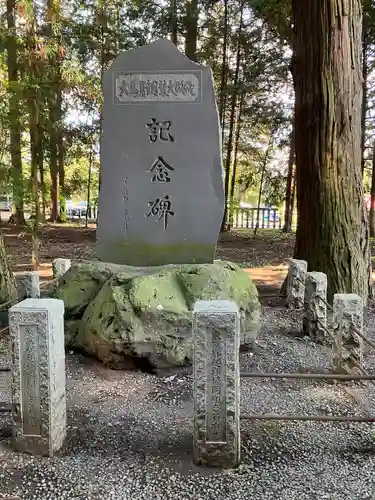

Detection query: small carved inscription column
xmin=9 ymin=298 xmax=66 ymax=456
xmin=52 ymin=258 xmax=71 ymax=279
xmin=17 ymin=272 xmax=40 ymax=300
xmin=303 ymin=272 xmax=327 ymax=341
xmin=193 ymin=300 xmax=240 ymax=468
xmin=332 ymin=293 xmax=363 ymax=374
xmin=286 ymin=259 xmax=307 ymax=309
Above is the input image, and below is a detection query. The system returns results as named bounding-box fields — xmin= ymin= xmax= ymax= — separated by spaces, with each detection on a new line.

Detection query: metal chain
xmin=316 ymin=318 xmax=335 ymax=339
xmin=351 ymin=325 xmax=375 ymax=352
xmin=292 ymin=274 xmax=334 ymax=312
xmin=0 ymin=299 xmax=17 ymax=312
xmin=315 ymin=295 xmax=334 ymax=312
xmin=39 ymin=277 xmax=60 ymax=290
xmin=0 ymin=326 xmax=9 ymax=336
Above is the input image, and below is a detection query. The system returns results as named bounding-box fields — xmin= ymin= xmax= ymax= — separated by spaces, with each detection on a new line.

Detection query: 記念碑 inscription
xmin=146 ymin=195 xmax=174 ymax=230
xmin=146 ymin=118 xmax=174 ymax=142
xmin=148 ymin=156 xmax=174 ymax=183
xmin=116 ymin=73 xmax=200 ymax=102
xmin=207 ymin=327 xmax=227 ymax=442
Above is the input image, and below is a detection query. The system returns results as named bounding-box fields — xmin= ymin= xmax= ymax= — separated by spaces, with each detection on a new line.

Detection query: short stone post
xmin=52 ymin=258 xmax=71 ymax=279
xmin=9 ymin=298 xmax=66 ymax=456
xmin=303 ymin=272 xmax=327 ymax=341
xmin=332 ymin=294 xmax=363 ymax=374
xmin=193 ymin=300 xmax=240 ymax=468
xmin=17 ymin=272 xmax=40 ymax=300
xmin=286 ymin=259 xmax=307 ymax=309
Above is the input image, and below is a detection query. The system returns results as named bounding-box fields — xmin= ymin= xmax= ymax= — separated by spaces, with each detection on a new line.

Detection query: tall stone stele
xmin=97 ymin=39 xmax=225 ymax=266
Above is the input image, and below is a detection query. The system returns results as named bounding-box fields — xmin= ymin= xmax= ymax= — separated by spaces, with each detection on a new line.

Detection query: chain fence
xmin=240 ymin=265 xmax=375 ymax=423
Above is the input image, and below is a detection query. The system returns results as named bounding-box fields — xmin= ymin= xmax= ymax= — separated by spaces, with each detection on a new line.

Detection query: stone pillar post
xmin=9 ymin=298 xmax=66 ymax=456
xmin=17 ymin=272 xmax=40 ymax=300
xmin=303 ymin=272 xmax=327 ymax=341
xmin=286 ymin=259 xmax=307 ymax=309
xmin=193 ymin=300 xmax=240 ymax=468
xmin=332 ymin=294 xmax=363 ymax=374
xmin=52 ymin=258 xmax=71 ymax=279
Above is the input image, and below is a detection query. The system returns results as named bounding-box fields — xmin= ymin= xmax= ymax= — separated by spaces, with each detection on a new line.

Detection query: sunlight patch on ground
xmin=244 ymin=265 xmax=288 ymax=287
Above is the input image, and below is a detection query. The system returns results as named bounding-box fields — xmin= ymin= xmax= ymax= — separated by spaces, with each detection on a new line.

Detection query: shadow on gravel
xmin=62 ymin=406 xmax=194 ymax=464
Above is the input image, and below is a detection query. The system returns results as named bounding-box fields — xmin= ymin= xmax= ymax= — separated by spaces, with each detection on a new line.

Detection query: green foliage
xmin=0 ymin=0 xmax=295 ymax=221
xmin=249 ymin=0 xmax=292 ymax=43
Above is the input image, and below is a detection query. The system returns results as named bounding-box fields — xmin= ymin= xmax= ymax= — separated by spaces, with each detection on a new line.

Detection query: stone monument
xmin=193 ymin=300 xmax=240 ymax=468
xmin=97 ymin=39 xmax=224 ymax=266
xmin=9 ymin=298 xmax=66 ymax=456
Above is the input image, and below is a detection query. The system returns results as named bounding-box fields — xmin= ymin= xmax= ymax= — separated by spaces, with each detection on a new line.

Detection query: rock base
xmin=55 ymin=260 xmax=261 ymax=370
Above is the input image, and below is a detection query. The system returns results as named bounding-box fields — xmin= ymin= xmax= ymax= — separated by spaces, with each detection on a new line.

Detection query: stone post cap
xmin=306 ymin=271 xmax=327 ymax=281
xmin=10 ymin=298 xmax=64 ymax=313
xmin=333 ymin=293 xmax=362 ymax=301
xmin=193 ymin=300 xmax=239 ymax=313
xmin=291 ymin=259 xmax=307 ymax=266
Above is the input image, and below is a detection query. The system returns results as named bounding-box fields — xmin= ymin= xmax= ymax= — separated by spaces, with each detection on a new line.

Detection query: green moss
xmin=58 ymin=260 xmax=261 ymax=368
xmin=97 ymin=236 xmax=216 ymax=266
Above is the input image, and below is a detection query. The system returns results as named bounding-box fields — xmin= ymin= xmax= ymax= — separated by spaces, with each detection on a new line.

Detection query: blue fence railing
xmin=231 ymin=208 xmax=283 ymax=229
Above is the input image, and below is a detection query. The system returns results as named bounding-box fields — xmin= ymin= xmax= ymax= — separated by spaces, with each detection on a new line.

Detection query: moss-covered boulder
xmin=55 ymin=260 xmax=260 ymax=369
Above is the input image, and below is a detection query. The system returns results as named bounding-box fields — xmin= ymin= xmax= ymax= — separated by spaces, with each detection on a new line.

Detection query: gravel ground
xmin=1 ymin=301 xmax=375 ymax=499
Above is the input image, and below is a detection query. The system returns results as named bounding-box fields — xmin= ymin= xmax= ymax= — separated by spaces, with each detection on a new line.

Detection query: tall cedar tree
xmin=185 ymin=0 xmax=198 ymax=61
xmin=292 ymin=0 xmax=372 ymax=303
xmin=6 ymin=0 xmax=25 ymax=225
xmin=46 ymin=0 xmax=61 ymax=221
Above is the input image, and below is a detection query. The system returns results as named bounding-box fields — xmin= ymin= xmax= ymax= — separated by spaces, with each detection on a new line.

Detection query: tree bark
xmin=0 ymin=230 xmax=17 ymax=307
xmin=46 ymin=0 xmax=61 ymax=222
xmin=370 ymin=141 xmax=375 ymax=237
xmin=38 ymin=142 xmax=46 ymax=221
xmin=218 ymin=0 xmax=228 ymax=133
xmin=361 ymin=6 xmax=368 ymax=175
xmin=171 ymin=0 xmax=178 ymax=45
xmin=292 ymin=0 xmax=372 ymax=304
xmin=6 ymin=0 xmax=25 ymax=226
xmin=26 ymin=4 xmax=41 ymax=270
xmin=283 ymin=117 xmax=296 ymax=233
xmin=184 ymin=0 xmax=198 ymax=61
xmin=57 ymin=79 xmax=66 ymax=221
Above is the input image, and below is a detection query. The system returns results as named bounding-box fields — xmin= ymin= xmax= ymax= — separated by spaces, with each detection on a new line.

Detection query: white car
xmin=0 ymin=195 xmax=12 ymax=211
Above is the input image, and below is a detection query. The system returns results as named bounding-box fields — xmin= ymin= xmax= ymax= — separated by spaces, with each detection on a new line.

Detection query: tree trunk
xmin=369 ymin=141 xmax=375 ymax=237
xmin=26 ymin=6 xmax=41 ymax=270
xmin=228 ymin=93 xmax=244 ymax=230
xmin=253 ymin=127 xmax=275 ymax=238
xmin=171 ymin=0 xmax=178 ymax=45
xmin=184 ymin=0 xmax=198 ymax=61
xmin=0 ymin=230 xmax=17 ymax=308
xmin=85 ymin=147 xmax=93 ymax=228
xmin=218 ymin=0 xmax=228 ymax=133
xmin=283 ymin=117 xmax=296 ymax=233
xmin=221 ymin=1 xmax=244 ymax=232
xmin=46 ymin=0 xmax=61 ymax=222
xmin=292 ymin=0 xmax=372 ymax=304
xmin=6 ymin=0 xmax=25 ymax=226
xmin=38 ymin=144 xmax=46 ymax=221
xmin=57 ymin=80 xmax=66 ymax=221
xmin=361 ymin=8 xmax=368 ymax=174
xmin=29 ymin=102 xmax=41 ymax=271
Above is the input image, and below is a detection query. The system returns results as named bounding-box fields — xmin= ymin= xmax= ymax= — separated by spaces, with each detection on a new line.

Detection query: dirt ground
xmin=2 ymin=224 xmax=295 ymax=292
